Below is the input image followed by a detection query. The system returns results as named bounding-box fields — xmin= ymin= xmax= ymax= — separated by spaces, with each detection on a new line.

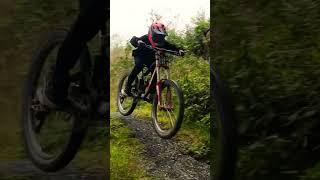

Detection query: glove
xmin=137 ymin=40 xmax=146 ymax=48
xmin=178 ymin=49 xmax=185 ymax=56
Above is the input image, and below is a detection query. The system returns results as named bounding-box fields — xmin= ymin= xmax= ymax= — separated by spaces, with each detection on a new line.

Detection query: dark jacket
xmin=130 ymin=34 xmax=180 ymax=61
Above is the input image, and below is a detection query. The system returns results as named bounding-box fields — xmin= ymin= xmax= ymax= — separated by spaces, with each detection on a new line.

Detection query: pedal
xmin=142 ymin=93 xmax=154 ymax=103
xmin=142 ymin=96 xmax=152 ymax=103
xmin=121 ymin=89 xmax=138 ymax=98
xmin=120 ymin=89 xmax=127 ymax=97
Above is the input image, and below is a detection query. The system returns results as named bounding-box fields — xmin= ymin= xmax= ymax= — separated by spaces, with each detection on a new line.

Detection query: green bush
xmin=167 ymin=13 xmax=210 ymax=60
xmin=213 ymin=0 xmax=320 ymax=179
xmin=172 ymin=56 xmax=210 ymax=126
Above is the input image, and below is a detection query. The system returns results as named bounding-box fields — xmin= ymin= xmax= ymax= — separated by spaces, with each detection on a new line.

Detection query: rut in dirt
xmin=112 ymin=112 xmax=210 ymax=180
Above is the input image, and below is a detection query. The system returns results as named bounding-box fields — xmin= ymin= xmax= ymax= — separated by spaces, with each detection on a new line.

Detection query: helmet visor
xmin=153 ymin=33 xmax=165 ymax=43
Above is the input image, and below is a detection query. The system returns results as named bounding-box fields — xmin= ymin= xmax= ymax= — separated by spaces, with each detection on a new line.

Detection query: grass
xmin=176 ymin=123 xmax=210 ymax=160
xmin=73 ymin=127 xmax=108 ymax=173
xmin=0 ymin=105 xmax=25 ymax=161
xmin=110 ymin=117 xmax=151 ymax=179
xmin=0 ymin=0 xmax=23 ymax=162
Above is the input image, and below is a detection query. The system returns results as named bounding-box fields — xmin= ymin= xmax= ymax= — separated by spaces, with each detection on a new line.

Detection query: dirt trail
xmin=112 ymin=112 xmax=210 ymax=180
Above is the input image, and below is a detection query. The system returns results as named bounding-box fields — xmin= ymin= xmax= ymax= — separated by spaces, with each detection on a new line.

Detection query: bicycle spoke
xmin=165 ymin=109 xmax=175 ymax=127
xmin=161 ymin=97 xmax=172 ymax=128
xmin=34 ymin=109 xmax=73 ymax=155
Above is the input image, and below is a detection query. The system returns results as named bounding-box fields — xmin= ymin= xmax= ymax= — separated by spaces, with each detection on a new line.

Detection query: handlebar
xmin=138 ymin=42 xmax=186 ymax=56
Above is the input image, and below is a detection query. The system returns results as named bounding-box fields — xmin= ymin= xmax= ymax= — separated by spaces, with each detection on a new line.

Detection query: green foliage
xmin=301 ymin=162 xmax=320 ymax=180
xmin=172 ymin=56 xmax=210 ymax=126
xmin=213 ymin=0 xmax=320 ymax=179
xmin=166 ymin=13 xmax=210 ymax=60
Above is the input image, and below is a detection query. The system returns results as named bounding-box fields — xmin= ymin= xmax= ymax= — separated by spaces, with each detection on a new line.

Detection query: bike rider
xmin=38 ymin=0 xmax=108 ymax=115
xmin=122 ymin=22 xmax=185 ymax=97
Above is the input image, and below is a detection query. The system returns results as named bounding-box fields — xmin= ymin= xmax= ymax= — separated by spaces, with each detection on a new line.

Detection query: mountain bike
xmin=21 ymin=25 xmax=108 ymax=172
xmin=117 ymin=44 xmax=185 ymax=139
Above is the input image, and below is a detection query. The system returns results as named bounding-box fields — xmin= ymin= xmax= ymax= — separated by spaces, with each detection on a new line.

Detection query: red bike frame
xmin=141 ymin=46 xmax=179 ymax=108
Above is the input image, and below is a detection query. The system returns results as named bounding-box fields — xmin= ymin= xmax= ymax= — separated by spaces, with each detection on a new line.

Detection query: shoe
xmin=121 ymin=86 xmax=133 ymax=97
xmin=145 ymin=93 xmax=155 ymax=103
xmin=37 ymin=66 xmax=60 ymax=109
xmin=37 ymin=88 xmax=58 ymax=109
xmin=37 ymin=66 xmax=72 ymax=110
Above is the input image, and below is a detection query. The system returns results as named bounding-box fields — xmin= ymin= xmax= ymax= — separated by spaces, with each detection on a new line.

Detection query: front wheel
xmin=151 ymin=80 xmax=184 ymax=139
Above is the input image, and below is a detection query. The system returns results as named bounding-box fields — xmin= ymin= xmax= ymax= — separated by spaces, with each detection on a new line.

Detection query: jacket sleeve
xmin=130 ymin=36 xmax=140 ymax=47
xmin=163 ymin=41 xmax=182 ymax=51
xmin=130 ymin=35 xmax=148 ymax=48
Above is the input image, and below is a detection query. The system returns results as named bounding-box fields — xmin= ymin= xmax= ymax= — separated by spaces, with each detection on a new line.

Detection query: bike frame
xmin=140 ymin=46 xmax=178 ymax=107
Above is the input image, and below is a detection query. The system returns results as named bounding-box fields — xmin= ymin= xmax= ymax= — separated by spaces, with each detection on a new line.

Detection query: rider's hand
xmin=137 ymin=40 xmax=146 ymax=48
xmin=178 ymin=49 xmax=185 ymax=56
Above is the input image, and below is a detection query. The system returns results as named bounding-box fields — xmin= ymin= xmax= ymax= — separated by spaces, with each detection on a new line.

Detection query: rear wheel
xmin=151 ymin=79 xmax=184 ymax=139
xmin=117 ymin=72 xmax=138 ymax=116
xmin=22 ymin=29 xmax=89 ymax=172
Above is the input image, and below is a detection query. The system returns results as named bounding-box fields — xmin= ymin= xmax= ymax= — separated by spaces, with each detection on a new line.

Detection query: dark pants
xmin=127 ymin=56 xmax=156 ymax=90
xmin=52 ymin=0 xmax=107 ymax=102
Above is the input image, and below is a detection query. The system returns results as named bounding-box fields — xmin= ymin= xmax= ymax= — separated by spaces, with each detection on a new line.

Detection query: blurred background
xmin=0 ymin=0 xmax=107 ymax=178
xmin=213 ymin=0 xmax=320 ymax=179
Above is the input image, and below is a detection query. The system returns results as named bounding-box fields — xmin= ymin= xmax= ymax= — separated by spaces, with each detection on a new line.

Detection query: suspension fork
xmin=156 ymin=55 xmax=162 ymax=107
xmin=166 ymin=86 xmax=173 ymax=109
xmin=155 ymin=53 xmax=172 ymax=108
xmin=163 ymin=66 xmax=172 ymax=109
